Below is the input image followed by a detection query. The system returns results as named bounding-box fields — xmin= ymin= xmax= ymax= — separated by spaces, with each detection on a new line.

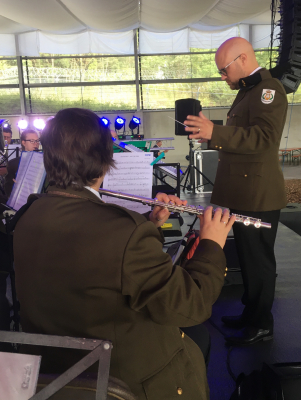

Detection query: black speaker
xmin=276 ymin=0 xmax=301 ymax=93
xmin=174 ymin=98 xmax=201 ymax=136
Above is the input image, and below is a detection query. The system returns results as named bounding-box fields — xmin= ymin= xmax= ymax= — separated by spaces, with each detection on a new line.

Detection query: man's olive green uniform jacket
xmin=209 ymin=68 xmax=287 ymax=211
xmin=14 ymin=186 xmax=227 ymax=400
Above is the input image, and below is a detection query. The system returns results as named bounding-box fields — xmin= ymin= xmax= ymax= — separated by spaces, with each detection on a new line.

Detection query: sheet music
xmin=0 ymin=352 xmax=41 ymax=400
xmin=7 ymin=152 xmax=46 ymax=211
xmin=102 ymin=152 xmax=153 ymax=213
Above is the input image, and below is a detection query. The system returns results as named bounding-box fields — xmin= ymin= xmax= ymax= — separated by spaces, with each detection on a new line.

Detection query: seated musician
xmin=0 ymin=127 xmax=13 ymax=197
xmin=13 ymin=108 xmax=235 ymax=400
xmin=152 ymin=139 xmax=168 ymax=158
xmin=4 ymin=129 xmax=39 ymax=198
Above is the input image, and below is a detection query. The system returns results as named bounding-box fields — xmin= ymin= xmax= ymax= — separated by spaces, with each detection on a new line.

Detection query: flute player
xmin=13 ymin=107 xmax=235 ymax=400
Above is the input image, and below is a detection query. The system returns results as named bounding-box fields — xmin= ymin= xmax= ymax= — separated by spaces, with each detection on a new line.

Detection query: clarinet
xmin=99 ymin=188 xmax=271 ymax=229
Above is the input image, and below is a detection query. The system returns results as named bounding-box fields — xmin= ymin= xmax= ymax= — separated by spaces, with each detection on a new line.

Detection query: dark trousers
xmin=230 ymin=209 xmax=281 ymax=329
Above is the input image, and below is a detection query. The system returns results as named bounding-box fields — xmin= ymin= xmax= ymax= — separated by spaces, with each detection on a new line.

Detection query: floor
xmin=281 ymin=163 xmax=301 ymax=180
xmin=164 ymin=164 xmax=301 ymax=399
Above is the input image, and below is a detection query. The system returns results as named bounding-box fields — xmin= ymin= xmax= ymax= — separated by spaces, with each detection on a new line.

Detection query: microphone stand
xmin=181 ymin=139 xmax=214 ymax=193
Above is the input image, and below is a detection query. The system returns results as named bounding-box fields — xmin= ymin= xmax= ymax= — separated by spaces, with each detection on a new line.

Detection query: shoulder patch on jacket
xmin=261 ymin=89 xmax=275 ymax=104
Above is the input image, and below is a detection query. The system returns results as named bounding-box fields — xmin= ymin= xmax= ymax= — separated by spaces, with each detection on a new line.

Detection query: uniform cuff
xmin=209 ymin=125 xmax=224 ymax=151
xmin=192 ymin=239 xmax=226 ymax=271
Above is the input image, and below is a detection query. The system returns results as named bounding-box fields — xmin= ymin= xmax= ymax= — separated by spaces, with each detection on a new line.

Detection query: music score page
xmin=102 ymin=152 xmax=153 ymax=213
xmin=7 ymin=152 xmax=46 ymax=211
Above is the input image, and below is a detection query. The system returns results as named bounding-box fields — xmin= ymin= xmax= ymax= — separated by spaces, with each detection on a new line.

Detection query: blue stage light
xmin=101 ymin=117 xmax=110 ymax=127
xmin=129 ymin=116 xmax=141 ymax=131
xmin=115 ymin=116 xmax=126 ymax=131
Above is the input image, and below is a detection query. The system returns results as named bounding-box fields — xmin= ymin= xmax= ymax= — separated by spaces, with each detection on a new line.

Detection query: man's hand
xmin=149 ymin=193 xmax=187 ymax=228
xmin=184 ymin=112 xmax=214 ymax=141
xmin=198 ymin=206 xmax=236 ymax=249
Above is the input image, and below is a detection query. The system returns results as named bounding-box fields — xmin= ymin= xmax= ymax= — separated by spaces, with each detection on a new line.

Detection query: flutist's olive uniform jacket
xmin=209 ymin=68 xmax=287 ymax=211
xmin=14 ymin=186 xmax=227 ymax=400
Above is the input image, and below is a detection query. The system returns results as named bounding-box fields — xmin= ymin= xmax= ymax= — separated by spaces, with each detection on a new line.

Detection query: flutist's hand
xmin=199 ymin=206 xmax=236 ymax=249
xmin=149 ymin=193 xmax=187 ymax=228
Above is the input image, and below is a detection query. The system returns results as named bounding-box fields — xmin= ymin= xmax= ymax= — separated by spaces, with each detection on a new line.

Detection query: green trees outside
xmin=0 ymin=58 xmax=21 ymax=114
xmin=22 ymin=56 xmax=137 ymax=113
xmin=0 ymin=49 xmax=301 ymax=115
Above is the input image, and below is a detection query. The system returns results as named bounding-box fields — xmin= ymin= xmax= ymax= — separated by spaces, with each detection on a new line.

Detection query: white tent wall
xmin=0 ymin=25 xmax=279 ymax=56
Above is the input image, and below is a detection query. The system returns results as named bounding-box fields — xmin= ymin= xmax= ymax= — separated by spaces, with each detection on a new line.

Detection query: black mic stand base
xmin=181 ymin=139 xmax=214 ymax=194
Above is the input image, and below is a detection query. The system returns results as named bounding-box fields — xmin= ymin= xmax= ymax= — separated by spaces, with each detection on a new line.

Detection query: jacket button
xmin=219 ymin=146 xmax=222 ymax=149
xmin=227 ymin=116 xmax=230 ymax=119
xmin=218 ymin=159 xmax=220 ymax=162
xmin=244 ymin=174 xmax=247 ymax=177
xmin=177 ymin=388 xmax=183 ymax=395
xmin=181 ymin=332 xmax=185 ymax=338
xmin=215 ymin=145 xmax=218 ymax=148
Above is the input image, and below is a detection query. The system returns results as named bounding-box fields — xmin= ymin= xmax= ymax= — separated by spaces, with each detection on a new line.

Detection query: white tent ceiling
xmin=0 ymin=0 xmax=277 ymax=55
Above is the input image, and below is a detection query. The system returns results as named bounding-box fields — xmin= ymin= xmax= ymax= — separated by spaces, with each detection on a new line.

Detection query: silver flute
xmin=99 ymin=188 xmax=271 ymax=229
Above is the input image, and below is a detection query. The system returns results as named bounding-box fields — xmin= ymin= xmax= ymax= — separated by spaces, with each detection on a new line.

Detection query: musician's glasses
xmin=218 ymin=54 xmax=241 ymax=76
xmin=24 ymin=139 xmax=40 ymax=144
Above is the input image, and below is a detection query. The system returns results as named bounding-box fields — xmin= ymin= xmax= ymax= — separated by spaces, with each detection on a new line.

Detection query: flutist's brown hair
xmin=41 ymin=108 xmax=114 ymax=189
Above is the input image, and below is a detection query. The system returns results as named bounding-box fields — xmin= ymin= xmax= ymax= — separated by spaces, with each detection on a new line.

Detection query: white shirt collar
xmin=84 ymin=186 xmax=101 ymax=200
xmin=250 ymin=67 xmax=262 ymax=76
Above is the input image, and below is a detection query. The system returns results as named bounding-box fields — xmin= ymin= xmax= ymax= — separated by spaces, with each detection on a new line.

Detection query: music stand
xmin=0 ymin=331 xmax=112 ymax=400
xmin=0 ymin=146 xmax=21 ymax=195
xmin=181 ymin=139 xmax=214 ymax=193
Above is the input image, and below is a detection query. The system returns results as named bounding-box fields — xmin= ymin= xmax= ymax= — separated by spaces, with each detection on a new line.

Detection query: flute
xmin=99 ymin=188 xmax=271 ymax=229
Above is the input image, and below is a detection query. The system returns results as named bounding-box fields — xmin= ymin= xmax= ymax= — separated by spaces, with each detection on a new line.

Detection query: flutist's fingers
xmin=199 ymin=206 xmax=236 ymax=249
xmin=221 ymin=208 xmax=236 ymax=229
xmin=149 ymin=193 xmax=187 ymax=228
xmin=160 ymin=194 xmax=187 ymax=206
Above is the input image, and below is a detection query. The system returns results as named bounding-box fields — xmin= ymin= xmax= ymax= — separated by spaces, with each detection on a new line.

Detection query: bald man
xmin=184 ymin=37 xmax=288 ymax=345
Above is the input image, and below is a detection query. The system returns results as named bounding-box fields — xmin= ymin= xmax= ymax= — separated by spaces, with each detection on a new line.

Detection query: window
xmin=0 ymin=57 xmax=21 ymax=115
xmin=23 ymin=55 xmax=136 ymax=113
xmin=0 ymin=49 xmax=298 ymax=115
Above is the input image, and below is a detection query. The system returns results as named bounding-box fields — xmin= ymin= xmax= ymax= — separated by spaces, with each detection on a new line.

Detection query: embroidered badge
xmin=261 ymin=89 xmax=275 ymax=104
